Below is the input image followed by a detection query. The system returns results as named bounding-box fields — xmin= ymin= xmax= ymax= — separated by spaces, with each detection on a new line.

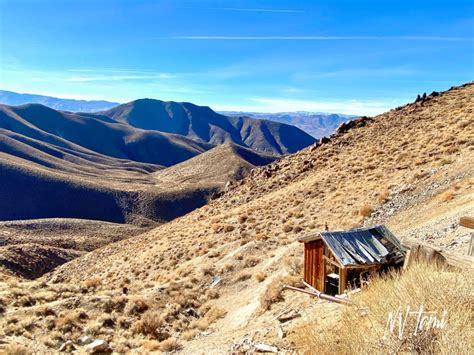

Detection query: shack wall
xmin=304 ymin=239 xmax=325 ymax=292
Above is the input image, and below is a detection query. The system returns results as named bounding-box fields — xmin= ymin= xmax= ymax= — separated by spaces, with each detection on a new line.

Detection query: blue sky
xmin=0 ymin=0 xmax=473 ymax=115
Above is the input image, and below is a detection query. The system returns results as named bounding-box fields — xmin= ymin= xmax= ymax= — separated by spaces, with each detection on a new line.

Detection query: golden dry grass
xmin=1 ymin=83 xmax=472 ymax=352
xmin=294 ymin=262 xmax=474 ymax=354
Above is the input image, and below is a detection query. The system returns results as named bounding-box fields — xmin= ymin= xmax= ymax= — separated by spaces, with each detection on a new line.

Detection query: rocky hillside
xmin=154 ymin=143 xmax=276 ymax=188
xmin=101 ymin=99 xmax=316 ymax=155
xmin=0 ymin=83 xmax=472 ymax=353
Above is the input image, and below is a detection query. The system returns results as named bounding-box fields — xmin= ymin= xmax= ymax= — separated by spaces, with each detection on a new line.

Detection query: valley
xmin=0 ymin=99 xmax=310 ymax=279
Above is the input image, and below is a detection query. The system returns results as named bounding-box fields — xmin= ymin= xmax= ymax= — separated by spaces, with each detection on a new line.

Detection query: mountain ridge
xmin=100 ymin=99 xmax=316 ymax=155
xmin=221 ymin=111 xmax=356 ymax=138
xmin=0 ymin=90 xmax=119 ymax=112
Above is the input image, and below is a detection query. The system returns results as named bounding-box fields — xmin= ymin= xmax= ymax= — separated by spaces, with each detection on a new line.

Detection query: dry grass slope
xmin=0 ymin=83 xmax=472 ymax=352
xmin=294 ymin=262 xmax=474 ymax=354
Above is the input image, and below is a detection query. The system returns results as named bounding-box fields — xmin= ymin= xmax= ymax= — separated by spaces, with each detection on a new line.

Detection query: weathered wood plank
xmin=282 ymin=285 xmax=351 ymax=305
xmin=468 ymin=234 xmax=473 ymax=257
xmin=338 ymin=268 xmax=348 ymax=295
xmin=460 ymin=216 xmax=474 ymax=229
xmin=323 ymin=254 xmax=342 ymax=268
xmin=402 ymin=238 xmax=474 ymax=269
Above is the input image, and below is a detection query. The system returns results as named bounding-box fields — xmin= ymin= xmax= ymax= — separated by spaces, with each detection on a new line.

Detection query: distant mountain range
xmin=0 ymin=91 xmax=356 ymax=138
xmin=0 ymin=90 xmax=119 ymax=112
xmin=0 ymin=98 xmax=313 ymax=223
xmin=220 ymin=111 xmax=357 ymax=138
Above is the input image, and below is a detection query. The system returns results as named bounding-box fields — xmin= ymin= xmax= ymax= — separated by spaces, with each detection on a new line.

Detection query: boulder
xmin=59 ymin=340 xmax=76 ymax=352
xmin=79 ymin=335 xmax=93 ymax=345
xmin=85 ymin=339 xmax=109 ymax=353
xmin=254 ymin=343 xmax=278 ymax=353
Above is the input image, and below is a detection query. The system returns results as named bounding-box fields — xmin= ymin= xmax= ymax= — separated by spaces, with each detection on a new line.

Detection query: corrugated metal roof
xmin=320 ymin=225 xmax=405 ymax=267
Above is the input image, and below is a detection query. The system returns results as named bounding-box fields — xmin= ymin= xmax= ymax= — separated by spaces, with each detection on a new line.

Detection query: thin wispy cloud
xmin=195 ymin=7 xmax=304 ymax=13
xmin=66 ymin=74 xmax=176 ymax=82
xmin=66 ymin=68 xmax=181 ymax=82
xmin=173 ymin=35 xmax=472 ymax=41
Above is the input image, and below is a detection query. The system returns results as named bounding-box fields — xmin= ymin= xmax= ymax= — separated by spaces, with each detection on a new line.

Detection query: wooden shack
xmin=298 ymin=225 xmax=406 ymax=295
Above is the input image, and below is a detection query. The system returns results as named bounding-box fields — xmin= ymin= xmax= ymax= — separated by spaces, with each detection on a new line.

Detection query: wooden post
xmin=469 ymin=234 xmax=473 ymax=257
xmin=459 ymin=216 xmax=474 ymax=229
xmin=338 ymin=268 xmax=347 ymax=295
xmin=459 ymin=216 xmax=474 ymax=257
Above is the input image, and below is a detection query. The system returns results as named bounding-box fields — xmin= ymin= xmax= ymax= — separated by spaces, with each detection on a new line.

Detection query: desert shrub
xmin=284 ymin=256 xmax=303 ymax=276
xmin=159 ymin=337 xmax=178 ymax=351
xmin=125 ymin=297 xmax=149 ymax=315
xmin=83 ymin=276 xmax=102 ymax=289
xmin=192 ymin=306 xmax=227 ymax=330
xmin=201 ymin=264 xmax=214 ymax=276
xmin=56 ymin=312 xmax=80 ymax=332
xmin=293 ymin=225 xmax=303 ymax=233
xmin=255 ymin=271 xmax=267 ymax=282
xmin=13 ymin=295 xmax=35 ymax=307
xmin=224 ymin=224 xmax=235 ymax=232
xmin=3 ymin=342 xmax=29 ymax=355
xmin=439 ymin=189 xmax=455 ymax=202
xmin=142 ymin=340 xmax=160 ymax=351
xmin=359 ymin=204 xmax=373 ymax=217
xmin=133 ymin=310 xmax=166 ymax=339
xmin=234 ymin=253 xmax=244 ymax=261
xmin=221 ymin=262 xmax=235 ymax=273
xmin=205 ymin=289 xmax=219 ymax=300
xmin=260 ymin=279 xmax=284 ymax=311
xmin=98 ymin=314 xmax=115 ymax=328
xmin=377 ymin=188 xmax=390 ymax=203
xmin=282 ymin=223 xmax=293 ymax=233
xmin=0 ymin=297 xmax=7 ymax=314
xmin=254 ymin=232 xmax=268 ymax=241
xmin=238 ymin=215 xmax=248 ymax=223
xmin=294 ymin=262 xmax=474 ymax=354
xmin=102 ymin=295 xmax=128 ymax=313
xmin=260 ymin=275 xmax=303 ymax=311
xmin=243 ymin=256 xmax=260 ymax=268
xmin=34 ymin=306 xmax=56 ymax=317
xmin=211 ymin=223 xmax=222 ymax=233
xmin=234 ymin=271 xmax=252 ymax=282
xmin=182 ymin=329 xmax=198 ymax=340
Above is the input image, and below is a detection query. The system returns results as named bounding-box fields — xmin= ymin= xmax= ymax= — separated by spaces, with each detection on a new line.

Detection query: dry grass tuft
xmin=260 ymin=279 xmax=284 ymax=311
xmin=439 ymin=189 xmax=455 ymax=202
xmin=125 ymin=297 xmax=149 ymax=315
xmin=377 ymin=188 xmax=390 ymax=203
xmin=234 ymin=271 xmax=252 ymax=282
xmin=254 ymin=271 xmax=267 ymax=282
xmin=294 ymin=262 xmax=474 ymax=354
xmin=358 ymin=204 xmax=373 ymax=217
xmin=282 ymin=223 xmax=293 ymax=233
xmin=133 ymin=310 xmax=165 ymax=339
xmin=83 ymin=276 xmax=102 ymax=289
xmin=3 ymin=343 xmax=29 ymax=355
xmin=243 ymin=256 xmax=260 ymax=268
xmin=159 ymin=337 xmax=179 ymax=351
xmin=0 ymin=297 xmax=6 ymax=314
xmin=182 ymin=329 xmax=198 ymax=340
xmin=192 ymin=305 xmax=227 ymax=330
